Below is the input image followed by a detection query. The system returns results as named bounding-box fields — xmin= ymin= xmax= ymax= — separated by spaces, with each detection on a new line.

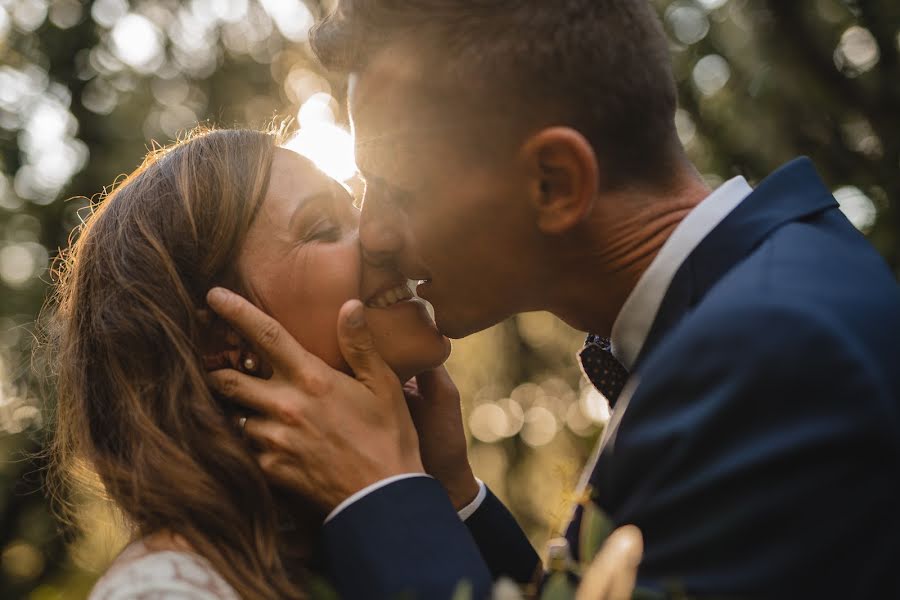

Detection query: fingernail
xmin=347 ymin=301 xmax=365 ymax=328
xmin=207 ymin=287 xmax=229 ymax=306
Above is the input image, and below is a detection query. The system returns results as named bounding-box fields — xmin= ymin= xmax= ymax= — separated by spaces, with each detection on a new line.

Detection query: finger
xmin=402 ymin=378 xmax=422 ymax=403
xmin=337 ymin=299 xmax=398 ymax=394
xmin=206 ymin=287 xmax=322 ymax=378
xmin=202 ymin=352 xmax=232 ymax=371
xmin=605 ymin=525 xmax=643 ymax=600
xmin=575 ymin=525 xmax=643 ymax=600
xmin=243 ymin=417 xmax=307 ymax=452
xmin=207 ymin=368 xmax=306 ymax=419
xmin=257 ymin=451 xmax=311 ymax=497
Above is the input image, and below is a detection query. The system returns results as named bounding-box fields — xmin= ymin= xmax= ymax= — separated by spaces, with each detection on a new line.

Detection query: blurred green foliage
xmin=0 ymin=0 xmax=897 ymax=597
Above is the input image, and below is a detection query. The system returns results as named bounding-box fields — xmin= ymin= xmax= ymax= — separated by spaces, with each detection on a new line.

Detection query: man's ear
xmin=521 ymin=127 xmax=599 ymax=234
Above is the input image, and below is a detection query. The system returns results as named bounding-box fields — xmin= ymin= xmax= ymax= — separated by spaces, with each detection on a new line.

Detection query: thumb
xmin=337 ymin=299 xmax=395 ymax=392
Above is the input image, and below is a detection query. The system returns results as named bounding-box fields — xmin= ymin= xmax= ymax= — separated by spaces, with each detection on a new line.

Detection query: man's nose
xmin=359 ymin=200 xmax=405 ymax=266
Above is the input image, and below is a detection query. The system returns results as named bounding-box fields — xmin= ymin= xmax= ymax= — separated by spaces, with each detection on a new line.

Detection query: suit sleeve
xmin=322 ymin=476 xmax=493 ymax=599
xmin=464 ymin=486 xmax=541 ymax=584
xmin=601 ymin=300 xmax=898 ymax=597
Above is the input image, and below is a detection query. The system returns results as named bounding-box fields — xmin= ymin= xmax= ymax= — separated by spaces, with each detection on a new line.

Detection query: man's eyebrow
xmin=357 ymin=171 xmax=412 ymax=197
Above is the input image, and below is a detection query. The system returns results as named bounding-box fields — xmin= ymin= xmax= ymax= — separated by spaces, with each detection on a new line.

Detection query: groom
xmin=207 ymin=1 xmax=900 ymax=598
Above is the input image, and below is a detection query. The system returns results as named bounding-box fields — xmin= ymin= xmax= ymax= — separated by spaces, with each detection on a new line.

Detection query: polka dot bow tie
xmin=578 ymin=334 xmax=630 ymax=406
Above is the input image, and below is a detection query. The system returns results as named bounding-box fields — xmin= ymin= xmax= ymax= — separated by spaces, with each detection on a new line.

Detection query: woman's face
xmin=236 ymin=149 xmax=450 ymax=381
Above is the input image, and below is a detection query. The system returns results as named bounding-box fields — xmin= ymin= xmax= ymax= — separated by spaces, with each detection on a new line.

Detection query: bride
xmin=45 ymin=126 xmax=451 ymax=598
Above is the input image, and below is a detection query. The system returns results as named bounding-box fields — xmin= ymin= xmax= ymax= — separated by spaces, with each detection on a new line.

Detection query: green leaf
xmin=631 ymin=586 xmax=667 ymax=600
xmin=579 ymin=500 xmax=614 ymax=567
xmin=451 ymin=579 xmax=473 ymax=600
xmin=540 ymin=572 xmax=576 ymax=600
xmin=307 ymin=575 xmax=341 ymax=600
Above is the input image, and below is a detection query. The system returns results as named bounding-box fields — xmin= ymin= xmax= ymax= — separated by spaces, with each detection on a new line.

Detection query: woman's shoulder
xmin=88 ymin=540 xmax=240 ymax=600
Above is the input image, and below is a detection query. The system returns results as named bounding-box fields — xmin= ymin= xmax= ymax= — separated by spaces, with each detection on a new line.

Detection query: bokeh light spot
xmin=696 ymin=0 xmax=729 ymax=9
xmin=91 ymin=0 xmax=128 ymax=28
xmin=675 ymin=108 xmax=697 ymax=146
xmin=521 ymin=406 xmax=558 ymax=448
xmin=259 ymin=0 xmax=313 ymax=42
xmin=111 ymin=13 xmax=164 ymax=73
xmin=834 ymin=26 xmax=879 ymax=76
xmin=0 ymin=242 xmax=47 ymax=288
xmin=49 ymin=0 xmax=82 ymax=29
xmin=469 ymin=403 xmax=507 ymax=443
xmin=284 ymin=67 xmax=331 ymax=105
xmin=0 ymin=174 xmax=24 ymax=211
xmin=210 ymin=0 xmax=249 ymax=23
xmin=12 ymin=0 xmax=48 ymax=32
xmin=693 ymin=54 xmax=731 ymax=96
xmin=0 ymin=7 xmax=11 ymax=42
xmin=1 ymin=540 xmax=45 ymax=581
xmin=496 ymin=398 xmax=525 ymax=438
xmin=666 ymin=2 xmax=710 ymax=45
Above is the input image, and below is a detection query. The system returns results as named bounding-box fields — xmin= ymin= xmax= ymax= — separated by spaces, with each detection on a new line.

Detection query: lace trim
xmin=89 ymin=542 xmax=240 ymax=600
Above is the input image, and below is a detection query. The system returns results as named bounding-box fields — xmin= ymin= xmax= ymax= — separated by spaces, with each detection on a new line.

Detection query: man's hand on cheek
xmin=204 ymin=288 xmax=424 ymax=513
xmin=403 ymin=367 xmax=480 ymax=510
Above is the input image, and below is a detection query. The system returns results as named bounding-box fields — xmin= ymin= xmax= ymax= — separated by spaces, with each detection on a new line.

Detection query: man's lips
xmin=415 ymin=279 xmax=433 ymax=301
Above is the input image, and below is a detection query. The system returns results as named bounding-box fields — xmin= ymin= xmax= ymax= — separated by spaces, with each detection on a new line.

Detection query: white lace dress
xmin=88 ymin=541 xmax=241 ymax=600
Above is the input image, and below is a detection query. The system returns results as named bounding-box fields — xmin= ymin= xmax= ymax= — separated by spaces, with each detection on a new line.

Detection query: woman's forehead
xmin=264 ymin=149 xmax=340 ymax=214
xmin=270 ymin=148 xmax=326 ymax=191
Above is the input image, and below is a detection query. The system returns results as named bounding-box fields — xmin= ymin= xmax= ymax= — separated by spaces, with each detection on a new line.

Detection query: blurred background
xmin=0 ymin=0 xmax=897 ymax=597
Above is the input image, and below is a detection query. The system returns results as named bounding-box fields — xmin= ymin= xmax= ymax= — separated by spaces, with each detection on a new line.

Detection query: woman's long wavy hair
xmin=44 ymin=126 xmax=308 ymax=598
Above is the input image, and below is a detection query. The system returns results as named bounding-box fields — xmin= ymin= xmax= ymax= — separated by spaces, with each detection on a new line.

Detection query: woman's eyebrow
xmin=287 ymin=191 xmax=338 ymax=231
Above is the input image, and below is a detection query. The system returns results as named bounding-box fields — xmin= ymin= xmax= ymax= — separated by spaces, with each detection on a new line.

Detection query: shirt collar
xmin=608 ymin=176 xmax=754 ymax=370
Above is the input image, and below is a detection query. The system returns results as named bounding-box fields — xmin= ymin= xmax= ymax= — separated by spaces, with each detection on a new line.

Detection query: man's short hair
xmin=312 ymin=1 xmax=681 ymax=189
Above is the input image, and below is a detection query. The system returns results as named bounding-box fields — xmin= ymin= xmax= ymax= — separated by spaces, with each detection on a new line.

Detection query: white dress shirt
xmin=327 ymin=176 xmax=754 ymax=525
xmin=575 ymin=175 xmax=754 ymax=496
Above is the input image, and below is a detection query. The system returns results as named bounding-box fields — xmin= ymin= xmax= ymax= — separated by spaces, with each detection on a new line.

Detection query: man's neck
xmin=546 ymin=173 xmax=710 ymax=335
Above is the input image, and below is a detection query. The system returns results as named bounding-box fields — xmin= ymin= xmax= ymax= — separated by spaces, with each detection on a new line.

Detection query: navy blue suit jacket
xmin=321 ymin=159 xmax=900 ymax=599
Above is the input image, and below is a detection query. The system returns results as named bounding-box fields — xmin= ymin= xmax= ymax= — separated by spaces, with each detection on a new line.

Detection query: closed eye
xmin=308 ymin=218 xmax=342 ymax=243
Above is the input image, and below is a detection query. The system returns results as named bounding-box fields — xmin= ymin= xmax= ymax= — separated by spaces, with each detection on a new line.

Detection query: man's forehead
xmin=348 ymin=44 xmax=467 ymax=141
xmin=349 ymin=44 xmax=425 ymax=120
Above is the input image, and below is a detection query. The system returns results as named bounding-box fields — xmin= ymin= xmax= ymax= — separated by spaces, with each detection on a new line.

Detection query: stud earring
xmin=242 ymin=355 xmax=258 ymax=373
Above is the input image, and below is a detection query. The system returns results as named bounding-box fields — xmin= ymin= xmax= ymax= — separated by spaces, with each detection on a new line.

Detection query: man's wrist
xmin=446 ymin=470 xmax=481 ymax=511
xmin=457 ymin=479 xmax=487 ymax=521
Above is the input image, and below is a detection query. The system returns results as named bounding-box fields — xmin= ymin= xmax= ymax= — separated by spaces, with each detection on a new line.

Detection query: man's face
xmin=350 ymin=51 xmax=542 ymax=339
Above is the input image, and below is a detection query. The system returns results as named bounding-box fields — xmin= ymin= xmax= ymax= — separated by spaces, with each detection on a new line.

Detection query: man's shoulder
xmin=645 ymin=265 xmax=898 ymax=402
xmin=671 ymin=215 xmax=900 ymax=369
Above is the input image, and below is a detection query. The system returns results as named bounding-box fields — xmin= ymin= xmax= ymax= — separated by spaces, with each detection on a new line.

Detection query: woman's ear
xmin=521 ymin=127 xmax=599 ymax=234
xmin=196 ymin=308 xmax=247 ymax=371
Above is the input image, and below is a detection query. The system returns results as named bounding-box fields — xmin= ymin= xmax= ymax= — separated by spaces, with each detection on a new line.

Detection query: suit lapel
xmin=634 ymin=157 xmax=838 ymax=371
xmin=566 ymin=158 xmax=839 ymax=561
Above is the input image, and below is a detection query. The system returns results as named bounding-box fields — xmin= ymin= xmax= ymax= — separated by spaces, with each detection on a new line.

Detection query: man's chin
xmin=434 ymin=311 xmax=497 ymax=340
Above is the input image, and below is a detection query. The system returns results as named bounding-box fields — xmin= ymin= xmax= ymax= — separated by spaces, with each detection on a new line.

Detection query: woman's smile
xmin=365 ymin=280 xmax=414 ymax=308
xmin=237 ymin=148 xmax=450 ymax=381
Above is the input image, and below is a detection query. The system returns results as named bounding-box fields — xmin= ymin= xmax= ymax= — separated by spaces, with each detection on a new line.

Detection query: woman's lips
xmin=365 ymin=281 xmax=414 ymax=308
